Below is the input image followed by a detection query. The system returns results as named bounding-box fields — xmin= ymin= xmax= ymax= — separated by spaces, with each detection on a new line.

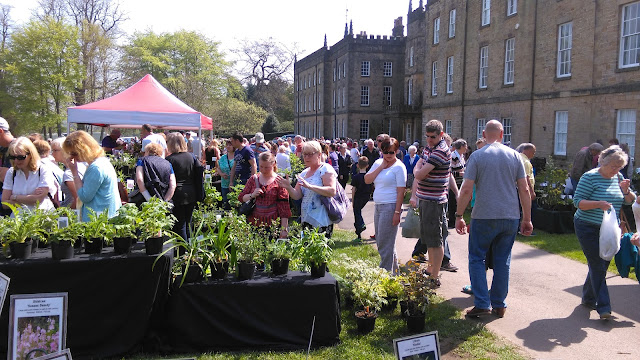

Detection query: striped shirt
xmin=416 ymin=139 xmax=451 ymax=203
xmin=574 ymin=169 xmax=630 ymax=225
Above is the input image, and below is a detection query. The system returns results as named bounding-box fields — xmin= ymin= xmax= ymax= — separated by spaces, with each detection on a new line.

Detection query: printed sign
xmin=393 ymin=331 xmax=441 ymax=360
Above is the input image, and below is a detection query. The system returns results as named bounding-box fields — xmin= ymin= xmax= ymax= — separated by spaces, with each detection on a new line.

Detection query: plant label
xmin=197 ymin=235 xmax=204 ymax=241
xmin=205 ymin=174 xmax=212 ymax=183
xmin=58 ymin=217 xmax=69 ymax=229
xmin=73 ymin=210 xmax=81 ymax=221
xmin=215 ymin=214 xmax=222 ymax=221
xmin=206 ymin=165 xmax=211 ymax=171
xmin=126 ymin=179 xmax=135 ymax=190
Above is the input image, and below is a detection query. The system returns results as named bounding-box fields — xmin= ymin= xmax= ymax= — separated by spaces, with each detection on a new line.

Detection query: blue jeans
xmin=468 ymin=218 xmax=519 ymax=309
xmin=574 ymin=217 xmax=612 ymax=315
xmin=221 ymin=187 xmax=230 ymax=205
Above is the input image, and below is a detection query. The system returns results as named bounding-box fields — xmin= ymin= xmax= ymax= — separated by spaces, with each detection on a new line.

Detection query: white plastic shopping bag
xmin=599 ymin=206 xmax=621 ymax=261
xmin=632 ymin=201 xmax=640 ymax=231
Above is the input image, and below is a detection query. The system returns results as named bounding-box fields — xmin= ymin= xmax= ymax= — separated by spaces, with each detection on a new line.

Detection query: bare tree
xmin=235 ymin=37 xmax=297 ymax=86
xmin=33 ymin=0 xmax=67 ymax=21
xmin=0 ymin=4 xmax=11 ymax=52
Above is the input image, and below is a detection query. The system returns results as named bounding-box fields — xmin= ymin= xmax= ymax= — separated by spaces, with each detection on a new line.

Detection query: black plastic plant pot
xmin=145 ymin=236 xmax=164 ymax=255
xmin=30 ymin=238 xmax=39 ymax=253
xmin=51 ymin=240 xmax=74 ymax=260
xmin=237 ymin=261 xmax=256 ymax=280
xmin=406 ymin=311 xmax=426 ymax=333
xmin=271 ymin=258 xmax=290 ymax=276
xmin=181 ymin=263 xmax=205 ymax=283
xmin=382 ymin=297 xmax=398 ymax=312
xmin=310 ymin=261 xmax=327 ymax=278
xmin=355 ymin=310 xmax=377 ymax=334
xmin=211 ymin=261 xmax=229 ymax=280
xmin=113 ymin=237 xmax=133 ymax=255
xmin=10 ymin=239 xmax=33 ymax=259
xmin=84 ymin=238 xmax=104 ymax=254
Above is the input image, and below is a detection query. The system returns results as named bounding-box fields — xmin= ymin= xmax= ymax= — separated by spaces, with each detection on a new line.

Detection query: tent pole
xmin=198 ymin=127 xmax=202 ymax=160
xmin=66 ymin=119 xmax=70 ymax=135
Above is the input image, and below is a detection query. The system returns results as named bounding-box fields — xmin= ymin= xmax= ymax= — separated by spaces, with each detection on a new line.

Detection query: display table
xmin=163 ymin=271 xmax=341 ymax=352
xmin=0 ymin=243 xmax=173 ymax=360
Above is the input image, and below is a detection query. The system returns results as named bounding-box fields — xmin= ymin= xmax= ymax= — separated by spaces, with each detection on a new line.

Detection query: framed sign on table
xmin=393 ymin=331 xmax=441 ymax=360
xmin=8 ymin=293 xmax=68 ymax=360
xmin=0 ymin=271 xmax=9 ymax=313
xmin=34 ymin=348 xmax=72 ymax=360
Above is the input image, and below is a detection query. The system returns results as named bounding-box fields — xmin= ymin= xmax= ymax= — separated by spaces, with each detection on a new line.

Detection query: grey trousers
xmin=374 ymin=203 xmax=399 ymax=273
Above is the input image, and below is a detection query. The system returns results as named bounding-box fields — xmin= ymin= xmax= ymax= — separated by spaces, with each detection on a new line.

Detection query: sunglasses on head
xmin=9 ymin=154 xmax=28 ymax=161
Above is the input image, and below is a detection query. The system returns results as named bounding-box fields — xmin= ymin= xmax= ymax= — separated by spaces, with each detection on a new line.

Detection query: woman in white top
xmin=2 ymin=137 xmax=57 ymax=213
xmin=50 ymin=138 xmax=87 ymax=208
xmin=278 ymin=140 xmax=337 ymax=238
xmin=365 ymin=138 xmax=407 ymax=273
xmin=275 ymin=145 xmax=291 ymax=171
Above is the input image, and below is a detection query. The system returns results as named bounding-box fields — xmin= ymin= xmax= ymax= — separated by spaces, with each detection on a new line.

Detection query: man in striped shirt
xmin=410 ymin=120 xmax=451 ymax=288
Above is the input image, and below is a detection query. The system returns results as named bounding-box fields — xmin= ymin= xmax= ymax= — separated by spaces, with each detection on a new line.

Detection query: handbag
xmin=238 ymin=175 xmax=259 ymax=216
xmin=320 ymin=180 xmax=351 ymax=224
xmin=401 ymin=207 xmax=421 ymax=238
xmin=599 ymin=206 xmax=621 ymax=261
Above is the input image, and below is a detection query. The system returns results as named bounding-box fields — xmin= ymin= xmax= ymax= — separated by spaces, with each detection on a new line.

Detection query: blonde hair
xmin=302 ymin=141 xmax=322 ymax=156
xmin=145 ymin=143 xmax=164 ymax=156
xmin=62 ymin=131 xmax=104 ymax=163
xmin=9 ymin=137 xmax=40 ymax=172
xmin=599 ymin=145 xmax=628 ymax=168
xmin=167 ymin=133 xmax=188 ymax=154
xmin=258 ymin=151 xmax=277 ymax=172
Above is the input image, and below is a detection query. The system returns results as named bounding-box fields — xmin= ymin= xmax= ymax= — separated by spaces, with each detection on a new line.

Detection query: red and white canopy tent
xmin=67 ymin=74 xmax=213 ymax=136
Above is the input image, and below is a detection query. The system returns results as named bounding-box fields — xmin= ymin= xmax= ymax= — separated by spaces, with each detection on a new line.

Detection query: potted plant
xmin=381 ymin=274 xmax=404 ymax=312
xmin=232 ymin=216 xmax=261 ymax=280
xmin=352 ymin=268 xmax=387 ymax=334
xmin=82 ymin=210 xmax=115 ymax=254
xmin=155 ymin=230 xmax=213 ymax=287
xmin=139 ymin=197 xmax=176 ymax=255
xmin=300 ymin=228 xmax=333 ymax=277
xmin=534 ymin=158 xmax=575 ymax=233
xmin=49 ymin=207 xmax=82 ymax=260
xmin=30 ymin=207 xmax=57 ymax=250
xmin=399 ymin=260 xmax=432 ymax=332
xmin=109 ymin=203 xmax=140 ymax=254
xmin=1 ymin=203 xmax=46 ymax=259
xmin=206 ymin=216 xmax=235 ymax=280
xmin=268 ymin=238 xmax=293 ymax=276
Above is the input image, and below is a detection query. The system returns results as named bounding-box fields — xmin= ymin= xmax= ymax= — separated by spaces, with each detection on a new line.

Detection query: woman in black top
xmin=166 ymin=133 xmax=200 ymax=242
xmin=205 ymin=138 xmax=220 ymax=170
xmin=337 ymin=143 xmax=352 ymax=189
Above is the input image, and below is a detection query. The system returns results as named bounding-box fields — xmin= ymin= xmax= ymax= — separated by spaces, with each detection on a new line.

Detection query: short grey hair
xmin=51 ymin=137 xmax=65 ymax=149
xmin=599 ymin=145 xmax=628 ymax=168
xmin=408 ymin=145 xmax=417 ymax=153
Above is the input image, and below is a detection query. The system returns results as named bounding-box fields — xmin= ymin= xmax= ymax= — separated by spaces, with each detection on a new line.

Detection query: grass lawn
xmin=126 ymin=229 xmax=529 ymax=360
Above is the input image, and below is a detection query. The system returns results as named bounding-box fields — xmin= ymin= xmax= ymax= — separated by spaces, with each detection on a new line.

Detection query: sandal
xmin=462 ymin=285 xmax=473 ymax=295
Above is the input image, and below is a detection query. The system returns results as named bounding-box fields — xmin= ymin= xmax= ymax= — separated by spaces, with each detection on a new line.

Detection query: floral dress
xmin=238 ymin=175 xmax=291 ymax=227
xmin=299 ymin=163 xmax=337 ymax=228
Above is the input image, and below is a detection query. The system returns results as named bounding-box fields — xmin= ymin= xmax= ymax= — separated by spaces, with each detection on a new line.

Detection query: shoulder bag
xmin=238 ymin=174 xmax=259 ymax=216
xmin=320 ymin=169 xmax=351 ymax=223
xmin=193 ymin=154 xmax=205 ymax=203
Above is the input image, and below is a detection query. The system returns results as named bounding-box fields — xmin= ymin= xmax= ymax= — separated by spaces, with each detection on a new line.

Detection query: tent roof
xmin=67 ymin=74 xmax=212 ymax=130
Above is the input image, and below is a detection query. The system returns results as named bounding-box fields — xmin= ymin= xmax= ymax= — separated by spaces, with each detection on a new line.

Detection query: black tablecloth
xmin=163 ymin=271 xmax=341 ymax=352
xmin=0 ymin=243 xmax=173 ymax=359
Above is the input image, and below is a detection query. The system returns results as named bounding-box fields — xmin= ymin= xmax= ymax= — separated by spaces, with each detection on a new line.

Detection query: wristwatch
xmin=455 ymin=213 xmax=464 ymax=218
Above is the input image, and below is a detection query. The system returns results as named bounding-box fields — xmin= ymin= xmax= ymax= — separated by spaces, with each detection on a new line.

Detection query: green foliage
xmin=297 ymin=228 xmax=333 ymax=267
xmin=49 ymin=207 xmax=82 ymax=244
xmin=155 ymin=229 xmax=214 ymax=288
xmin=82 ymin=209 xmax=115 ymax=243
xmin=333 ymin=254 xmax=389 ymax=313
xmin=398 ymin=260 xmax=433 ymax=315
xmin=208 ymin=216 xmax=234 ymax=263
xmin=535 ymin=158 xmax=573 ymax=210
xmin=4 ymin=17 xmax=82 ymax=135
xmin=285 ymin=153 xmax=305 ymax=178
xmin=209 ymin=96 xmax=267 ymax=136
xmin=0 ymin=203 xmax=49 ymax=248
xmin=201 ymin=180 xmax=222 ymax=210
xmin=268 ymin=238 xmax=293 ymax=261
xmin=227 ymin=183 xmax=245 ymax=210
xmin=138 ymin=197 xmax=176 ymax=239
xmin=109 ymin=203 xmax=140 ymax=238
xmin=261 ymin=113 xmax=280 ymax=134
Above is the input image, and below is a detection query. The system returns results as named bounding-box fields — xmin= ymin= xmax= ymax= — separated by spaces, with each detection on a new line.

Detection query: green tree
xmin=261 ymin=113 xmax=280 ymax=134
xmin=4 ymin=17 xmax=82 ymax=135
xmin=208 ymin=97 xmax=267 ymax=136
xmin=120 ymin=30 xmax=229 ymax=112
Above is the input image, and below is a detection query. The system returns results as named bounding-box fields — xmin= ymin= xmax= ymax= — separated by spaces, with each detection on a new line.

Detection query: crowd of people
xmin=1 ymin=114 xmax=637 ymax=322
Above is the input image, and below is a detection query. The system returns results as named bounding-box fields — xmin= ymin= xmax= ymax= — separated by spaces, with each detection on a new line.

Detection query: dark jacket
xmin=139 ymin=155 xmax=172 ymax=199
xmin=338 ymin=152 xmax=352 ymax=179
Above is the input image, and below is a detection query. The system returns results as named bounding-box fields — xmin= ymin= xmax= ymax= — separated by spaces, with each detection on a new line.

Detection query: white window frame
xmin=406 ymin=123 xmax=412 ymax=142
xmin=501 ymin=118 xmax=512 ymax=144
xmin=554 ymin=111 xmax=568 ymax=156
xmin=361 ymin=61 xmax=370 ymax=76
xmin=333 ymin=90 xmax=336 ymax=109
xmin=383 ymin=86 xmax=392 ymax=106
xmin=477 ymin=118 xmax=486 ymax=141
xmin=313 ymin=94 xmax=316 ymax=110
xmin=296 ymin=97 xmax=299 ymax=112
xmin=432 ymin=61 xmax=438 ymax=96
xmin=449 ymin=9 xmax=456 ymax=38
xmin=507 ymin=0 xmax=517 ymax=16
xmin=343 ymin=62 xmax=346 ymax=77
xmin=482 ymin=0 xmax=491 ymax=26
xmin=342 ymin=88 xmax=346 ymax=107
xmin=479 ymin=46 xmax=489 ymax=88
xmin=617 ymin=109 xmax=637 ymax=156
xmin=318 ymin=93 xmax=321 ymax=110
xmin=318 ymin=70 xmax=321 ymax=84
xmin=557 ymin=22 xmax=572 ymax=78
xmin=360 ymin=119 xmax=369 ymax=140
xmin=360 ymin=86 xmax=370 ymax=106
xmin=338 ymin=65 xmax=341 ymax=80
xmin=434 ymin=18 xmax=440 ymax=44
xmin=408 ymin=79 xmax=413 ymax=105
xmin=384 ymin=61 xmax=393 ymax=77
xmin=504 ymin=38 xmax=515 ymax=85
xmin=337 ymin=88 xmax=341 ymax=107
xmin=619 ymin=2 xmax=640 ymax=68
xmin=314 ymin=72 xmax=316 ymax=86
xmin=410 ymin=47 xmax=414 ymax=67
xmin=446 ymin=56 xmax=454 ymax=94
xmin=445 ymin=120 xmax=452 ymax=135
xmin=333 ymin=67 xmax=336 ymax=82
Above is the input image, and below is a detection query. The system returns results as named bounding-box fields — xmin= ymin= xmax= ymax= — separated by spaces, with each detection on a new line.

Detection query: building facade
xmin=295 ymin=0 xmax=640 ymax=165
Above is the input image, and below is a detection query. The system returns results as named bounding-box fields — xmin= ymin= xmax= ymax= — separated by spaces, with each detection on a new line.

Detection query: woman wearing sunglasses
xmin=364 ymin=137 xmax=407 ymax=273
xmin=63 ymin=131 xmax=121 ymax=221
xmin=1 ymin=137 xmax=58 ymax=212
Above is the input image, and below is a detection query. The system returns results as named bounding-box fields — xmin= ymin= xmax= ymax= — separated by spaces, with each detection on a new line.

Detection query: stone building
xmin=295 ymin=0 xmax=640 ymax=165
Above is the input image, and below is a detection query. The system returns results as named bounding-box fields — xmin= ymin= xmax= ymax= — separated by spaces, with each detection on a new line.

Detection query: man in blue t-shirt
xmin=228 ymin=132 xmax=256 ymax=187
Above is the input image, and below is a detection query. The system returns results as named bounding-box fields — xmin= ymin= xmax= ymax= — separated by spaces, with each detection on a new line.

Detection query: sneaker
xmin=461 ymin=285 xmax=473 ymax=295
xmin=599 ymin=312 xmax=612 ymax=320
xmin=465 ymin=307 xmax=491 ymax=318
xmin=492 ymin=307 xmax=506 ymax=318
xmin=428 ymin=277 xmax=441 ymax=289
xmin=581 ymin=301 xmax=596 ymax=311
xmin=440 ymin=262 xmax=459 ymax=272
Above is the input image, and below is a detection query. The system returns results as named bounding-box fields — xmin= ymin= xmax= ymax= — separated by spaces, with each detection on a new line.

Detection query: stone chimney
xmin=392 ymin=17 xmax=404 ymax=37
